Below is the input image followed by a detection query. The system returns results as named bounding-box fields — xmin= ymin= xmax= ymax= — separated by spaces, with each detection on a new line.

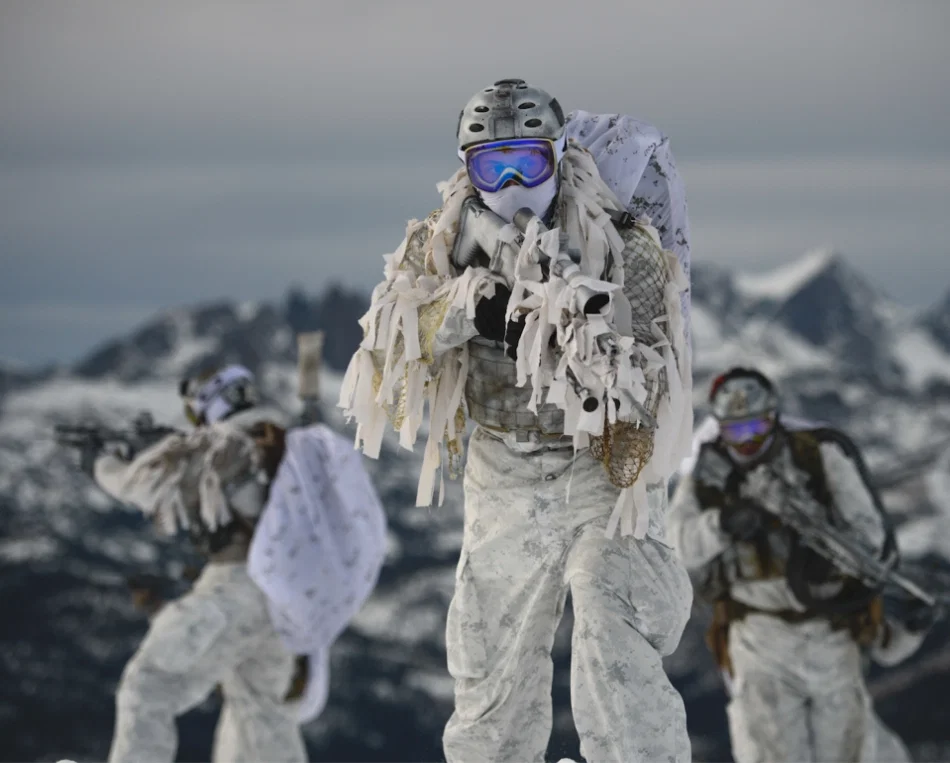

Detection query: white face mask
xmin=478 ymin=173 xmax=558 ymax=223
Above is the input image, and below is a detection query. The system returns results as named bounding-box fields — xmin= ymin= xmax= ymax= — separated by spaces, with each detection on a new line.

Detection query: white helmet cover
xmin=183 ymin=364 xmax=259 ymax=424
xmin=709 ymin=368 xmax=778 ymax=421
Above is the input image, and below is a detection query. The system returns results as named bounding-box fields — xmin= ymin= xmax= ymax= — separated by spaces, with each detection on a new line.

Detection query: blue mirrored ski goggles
xmin=720 ymin=414 xmax=775 ymax=445
xmin=464 ymin=138 xmax=557 ymax=193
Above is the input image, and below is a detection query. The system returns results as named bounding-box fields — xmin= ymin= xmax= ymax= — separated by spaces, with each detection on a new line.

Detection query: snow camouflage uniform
xmin=669 ymin=412 xmax=924 ymax=763
xmin=94 ymin=380 xmax=307 ymax=763
xmin=339 ymin=82 xmax=694 ymax=763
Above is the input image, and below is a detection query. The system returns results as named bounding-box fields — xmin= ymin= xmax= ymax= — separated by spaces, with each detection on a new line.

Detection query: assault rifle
xmin=741 ymin=464 xmax=948 ymax=609
xmin=55 ymin=411 xmax=181 ymax=474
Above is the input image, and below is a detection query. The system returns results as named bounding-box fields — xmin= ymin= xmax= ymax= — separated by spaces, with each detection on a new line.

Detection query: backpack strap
xmin=784 ymin=429 xmax=834 ymax=516
xmin=808 ymin=426 xmax=898 ymax=562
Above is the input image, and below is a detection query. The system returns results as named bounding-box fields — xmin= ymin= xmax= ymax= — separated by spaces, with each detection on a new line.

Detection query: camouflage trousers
xmin=443 ymin=427 xmax=693 ymax=763
xmin=726 ymin=613 xmax=907 ymax=763
xmin=108 ymin=563 xmax=307 ymax=763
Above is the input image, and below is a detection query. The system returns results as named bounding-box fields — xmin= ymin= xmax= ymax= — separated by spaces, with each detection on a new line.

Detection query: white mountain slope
xmin=0 ymin=251 xmax=948 ymax=762
xmin=735 ymin=247 xmax=842 ymax=301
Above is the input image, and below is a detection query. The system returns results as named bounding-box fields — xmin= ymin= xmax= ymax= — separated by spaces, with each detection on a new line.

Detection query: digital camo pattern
xmin=818 ymin=441 xmax=888 ymax=552
xmin=442 ymin=428 xmax=693 ymax=763
xmin=107 ymin=563 xmax=306 ymax=763
xmin=726 ymin=614 xmax=905 ymax=763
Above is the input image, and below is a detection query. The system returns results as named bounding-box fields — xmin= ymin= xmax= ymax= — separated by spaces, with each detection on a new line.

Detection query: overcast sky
xmin=1 ymin=0 xmax=949 ymax=366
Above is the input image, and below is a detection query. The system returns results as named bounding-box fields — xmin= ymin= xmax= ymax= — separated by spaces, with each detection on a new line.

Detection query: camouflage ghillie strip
xmin=340 ymin=144 xmax=692 ymax=538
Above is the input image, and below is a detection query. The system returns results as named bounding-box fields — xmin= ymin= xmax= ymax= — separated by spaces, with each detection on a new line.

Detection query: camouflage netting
xmin=618 ymin=223 xmax=674 ymax=418
xmin=590 ymin=419 xmax=656 ymax=490
xmin=587 ymin=221 xmax=674 ymax=490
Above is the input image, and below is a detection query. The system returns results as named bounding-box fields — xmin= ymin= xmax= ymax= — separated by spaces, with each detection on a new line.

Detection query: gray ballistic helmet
xmin=457 ymin=78 xmax=566 ymax=151
xmin=708 ymin=368 xmax=779 ymax=421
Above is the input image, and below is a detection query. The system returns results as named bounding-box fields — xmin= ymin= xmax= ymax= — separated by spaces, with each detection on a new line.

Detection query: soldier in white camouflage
xmin=668 ymin=366 xmax=940 ymax=763
xmin=340 ymin=79 xmax=694 ymax=763
xmin=94 ymin=366 xmax=308 ymax=763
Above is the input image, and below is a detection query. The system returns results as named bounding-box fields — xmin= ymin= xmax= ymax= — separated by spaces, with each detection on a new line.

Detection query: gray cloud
xmin=1 ymin=0 xmax=949 ymax=365
xmin=2 ymin=0 xmax=948 ymax=160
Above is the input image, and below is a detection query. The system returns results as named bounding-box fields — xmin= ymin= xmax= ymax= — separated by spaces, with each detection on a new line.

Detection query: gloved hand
xmin=504 ymin=315 xmax=526 ymax=360
xmin=903 ymin=600 xmax=945 ymax=634
xmin=583 ymin=293 xmax=610 ymax=315
xmin=719 ymin=499 xmax=765 ymax=541
xmin=474 ymin=284 xmax=512 ymax=342
xmin=103 ymin=440 xmax=133 ymax=462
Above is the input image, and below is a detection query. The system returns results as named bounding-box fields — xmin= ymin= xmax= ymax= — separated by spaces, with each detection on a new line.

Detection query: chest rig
xmin=693 ymin=428 xmax=834 ymax=584
xmin=464 ymin=208 xmax=635 ymax=438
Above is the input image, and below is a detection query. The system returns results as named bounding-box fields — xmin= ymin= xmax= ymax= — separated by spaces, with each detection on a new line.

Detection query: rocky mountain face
xmin=1 ymin=254 xmax=949 ymax=762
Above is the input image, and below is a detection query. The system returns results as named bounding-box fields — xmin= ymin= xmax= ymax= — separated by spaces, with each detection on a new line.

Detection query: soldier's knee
xmin=571 ymin=568 xmax=689 ymax=657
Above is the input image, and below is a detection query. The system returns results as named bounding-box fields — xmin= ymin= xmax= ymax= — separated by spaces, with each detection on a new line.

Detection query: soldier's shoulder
xmin=693 ymin=441 xmax=733 ymax=488
xmin=787 ymin=425 xmax=857 ymax=454
xmin=404 ymin=208 xmax=442 ymax=247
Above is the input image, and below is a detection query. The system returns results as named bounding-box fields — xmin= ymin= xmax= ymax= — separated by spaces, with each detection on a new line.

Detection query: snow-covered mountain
xmin=1 ymin=256 xmax=949 ymax=762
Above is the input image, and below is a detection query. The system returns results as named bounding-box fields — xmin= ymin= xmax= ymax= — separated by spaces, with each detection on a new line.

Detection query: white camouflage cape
xmin=248 ymin=424 xmax=388 ymax=723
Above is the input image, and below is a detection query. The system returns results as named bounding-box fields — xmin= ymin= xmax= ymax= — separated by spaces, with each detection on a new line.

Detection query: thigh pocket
xmin=138 ymin=594 xmax=228 ymax=674
xmin=445 ymin=552 xmax=488 ymax=680
xmin=628 ymin=537 xmax=694 ymax=656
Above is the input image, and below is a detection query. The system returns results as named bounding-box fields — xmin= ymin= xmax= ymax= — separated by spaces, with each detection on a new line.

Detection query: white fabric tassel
xmin=340 ymin=144 xmax=691 ymax=525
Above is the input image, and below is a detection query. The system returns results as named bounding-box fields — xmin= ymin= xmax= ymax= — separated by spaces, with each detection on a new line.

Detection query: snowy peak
xmin=892 ymin=289 xmax=950 ymax=391
xmin=67 ymin=284 xmax=371 ymax=386
xmin=736 ymin=250 xmax=897 ymax=368
xmin=72 ymin=301 xmax=292 ymax=384
xmin=919 ymin=289 xmax=950 ymax=352
xmin=735 ymin=247 xmax=840 ymax=302
xmin=689 ymin=249 xmax=904 ymax=377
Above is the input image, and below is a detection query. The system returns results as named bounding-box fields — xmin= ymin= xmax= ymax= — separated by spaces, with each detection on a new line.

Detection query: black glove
xmin=903 ymin=600 xmax=945 ymax=634
xmin=473 ymin=285 xmax=527 ymax=360
xmin=719 ymin=499 xmax=765 ymax=541
xmin=474 ymin=285 xmax=512 ymax=342
xmin=583 ymin=293 xmax=610 ymax=315
xmin=504 ymin=315 xmax=526 ymax=360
